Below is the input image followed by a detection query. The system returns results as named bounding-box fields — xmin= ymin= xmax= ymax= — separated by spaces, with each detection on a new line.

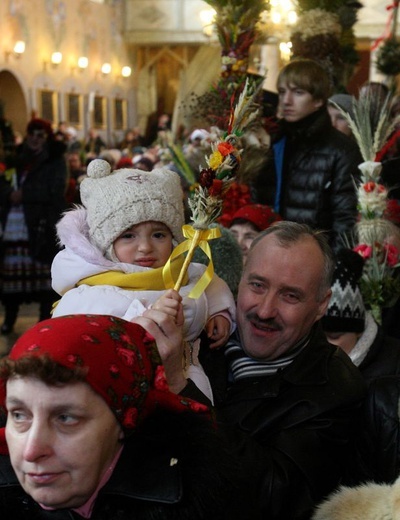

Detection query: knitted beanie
xmin=322 ymin=249 xmax=366 ymax=333
xmin=0 ymin=315 xmax=208 ymax=443
xmin=229 ymin=204 xmax=282 ymax=231
xmin=328 ymin=94 xmax=355 ymax=118
xmin=80 ymin=159 xmax=185 ymax=253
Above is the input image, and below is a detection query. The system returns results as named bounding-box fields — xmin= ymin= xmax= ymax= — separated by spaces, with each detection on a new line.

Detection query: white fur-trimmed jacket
xmin=312 ymin=476 xmax=400 ymax=520
xmin=51 ymin=208 xmax=236 ymax=340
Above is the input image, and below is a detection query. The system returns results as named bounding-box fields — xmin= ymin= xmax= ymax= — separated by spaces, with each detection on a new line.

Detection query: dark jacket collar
xmin=281 ymin=324 xmax=335 ymax=385
xmin=272 ymin=107 xmax=332 ymax=145
xmin=100 ymin=434 xmax=181 ymax=504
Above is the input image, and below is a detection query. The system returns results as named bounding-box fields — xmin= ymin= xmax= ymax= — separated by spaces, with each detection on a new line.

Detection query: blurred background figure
xmin=98 ymin=148 xmax=122 ymax=171
xmin=133 ymin=155 xmax=155 ymax=172
xmin=118 ymin=127 xmax=145 ymax=157
xmin=84 ymin=127 xmax=107 ymax=160
xmin=327 ymin=94 xmax=355 ymax=138
xmin=65 ymin=151 xmax=87 ymax=206
xmin=183 ymin=128 xmax=211 ymax=180
xmin=0 ymin=118 xmax=68 ymax=334
xmin=227 ymin=204 xmax=282 ymax=265
xmin=54 ymin=121 xmax=68 ymax=142
xmin=359 ymin=81 xmax=390 ymax=136
xmin=64 ymin=125 xmax=82 ymax=154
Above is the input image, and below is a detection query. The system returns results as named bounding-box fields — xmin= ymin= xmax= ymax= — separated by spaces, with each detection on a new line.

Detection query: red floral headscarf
xmin=0 ymin=315 xmax=208 ymax=453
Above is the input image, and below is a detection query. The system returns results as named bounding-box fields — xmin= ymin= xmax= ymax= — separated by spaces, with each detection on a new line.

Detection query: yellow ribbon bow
xmin=162 ymin=224 xmax=221 ymax=299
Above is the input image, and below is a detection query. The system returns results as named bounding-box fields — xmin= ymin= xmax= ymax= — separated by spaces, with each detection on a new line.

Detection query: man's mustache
xmin=246 ymin=312 xmax=282 ymax=331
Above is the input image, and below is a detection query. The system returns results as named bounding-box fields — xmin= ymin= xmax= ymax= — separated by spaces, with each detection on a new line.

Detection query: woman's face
xmin=5 ymin=377 xmax=123 ymax=509
xmin=327 ymin=105 xmax=353 ymax=137
xmin=229 ymin=222 xmax=259 ymax=264
xmin=26 ymin=130 xmax=47 ymax=153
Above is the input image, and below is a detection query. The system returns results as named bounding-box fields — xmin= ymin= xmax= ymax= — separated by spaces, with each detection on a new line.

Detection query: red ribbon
xmin=371 ymin=2 xmax=399 ymax=50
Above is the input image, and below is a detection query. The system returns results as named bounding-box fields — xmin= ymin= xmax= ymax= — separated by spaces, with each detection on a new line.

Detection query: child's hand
xmin=152 ymin=289 xmax=183 ymax=326
xmin=205 ymin=315 xmax=230 ymax=349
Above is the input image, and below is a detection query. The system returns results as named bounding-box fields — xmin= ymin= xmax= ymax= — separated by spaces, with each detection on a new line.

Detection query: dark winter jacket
xmin=254 ymin=108 xmax=362 ymax=250
xmin=358 ymin=326 xmax=400 ymax=384
xmin=198 ymin=324 xmax=367 ymax=520
xmin=344 ymin=330 xmax=400 ymax=485
xmin=349 ymin=376 xmax=400 ymax=486
xmin=0 ymin=139 xmax=67 ymax=263
xmin=0 ymin=412 xmax=254 ymax=519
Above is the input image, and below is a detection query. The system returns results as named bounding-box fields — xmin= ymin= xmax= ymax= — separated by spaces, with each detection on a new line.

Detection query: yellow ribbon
xmin=77 ymin=254 xmax=187 ymax=291
xmin=162 ymin=224 xmax=221 ymax=299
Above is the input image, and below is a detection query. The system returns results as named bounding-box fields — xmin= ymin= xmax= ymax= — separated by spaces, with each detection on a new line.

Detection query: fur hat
xmin=80 ymin=159 xmax=185 ymax=254
xmin=0 ymin=315 xmax=208 ymax=442
xmin=229 ymin=204 xmax=282 ymax=231
xmin=322 ymin=248 xmax=366 ymax=333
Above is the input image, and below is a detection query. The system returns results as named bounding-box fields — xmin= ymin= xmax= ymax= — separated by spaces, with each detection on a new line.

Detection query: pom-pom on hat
xmin=229 ymin=204 xmax=282 ymax=231
xmin=0 ymin=315 xmax=208 ymax=441
xmin=322 ymin=248 xmax=366 ymax=333
xmin=80 ymin=159 xmax=185 ymax=253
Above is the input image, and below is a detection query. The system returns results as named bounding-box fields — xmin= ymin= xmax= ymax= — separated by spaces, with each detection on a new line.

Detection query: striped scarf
xmin=224 ymin=331 xmax=311 ymax=381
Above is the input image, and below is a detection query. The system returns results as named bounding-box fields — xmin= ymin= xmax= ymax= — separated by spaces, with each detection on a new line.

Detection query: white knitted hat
xmin=80 ymin=159 xmax=185 ymax=253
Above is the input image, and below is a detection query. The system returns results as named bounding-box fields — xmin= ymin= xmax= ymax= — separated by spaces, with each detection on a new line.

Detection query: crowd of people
xmin=0 ymin=57 xmax=399 ymax=519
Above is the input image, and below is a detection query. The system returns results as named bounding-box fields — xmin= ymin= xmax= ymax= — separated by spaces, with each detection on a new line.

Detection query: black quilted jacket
xmin=254 ymin=108 xmax=363 ymax=250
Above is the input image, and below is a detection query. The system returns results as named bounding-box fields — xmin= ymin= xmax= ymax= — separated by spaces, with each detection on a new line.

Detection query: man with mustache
xmin=146 ymin=221 xmax=366 ymax=520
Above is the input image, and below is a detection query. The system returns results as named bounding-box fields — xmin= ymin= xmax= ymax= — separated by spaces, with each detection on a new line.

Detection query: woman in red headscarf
xmin=0 ymin=314 xmax=253 ymax=519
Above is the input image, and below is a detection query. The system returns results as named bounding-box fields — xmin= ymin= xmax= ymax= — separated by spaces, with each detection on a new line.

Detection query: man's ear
xmin=315 ymin=289 xmax=332 ymax=322
xmin=314 ymin=98 xmax=324 ymax=110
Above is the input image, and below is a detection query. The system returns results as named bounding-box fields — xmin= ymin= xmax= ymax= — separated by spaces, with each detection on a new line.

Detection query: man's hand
xmin=131 ymin=303 xmax=187 ymax=394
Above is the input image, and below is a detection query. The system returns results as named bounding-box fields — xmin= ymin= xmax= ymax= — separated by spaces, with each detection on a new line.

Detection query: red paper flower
xmin=354 ymin=244 xmax=373 ymax=259
xmin=209 ymin=179 xmax=223 ymax=196
xmin=363 ymin=181 xmax=376 ymax=192
xmin=217 ymin=142 xmax=235 ymax=156
xmin=199 ymin=168 xmax=215 ymax=188
xmin=384 ymin=243 xmax=400 ymax=267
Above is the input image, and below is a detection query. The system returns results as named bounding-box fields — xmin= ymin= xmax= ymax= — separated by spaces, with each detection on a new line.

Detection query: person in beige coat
xmin=312 ymin=476 xmax=400 ymax=520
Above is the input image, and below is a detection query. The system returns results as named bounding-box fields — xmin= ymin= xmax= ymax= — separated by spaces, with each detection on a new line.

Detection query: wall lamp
xmin=5 ymin=40 xmax=26 ymax=61
xmin=101 ymin=62 xmax=112 ymax=75
xmin=43 ymin=51 xmax=63 ymax=71
xmin=78 ymin=56 xmax=89 ymax=70
xmin=72 ymin=56 xmax=89 ymax=74
xmin=51 ymin=52 xmax=63 ymax=66
xmin=121 ymin=66 xmax=132 ymax=78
